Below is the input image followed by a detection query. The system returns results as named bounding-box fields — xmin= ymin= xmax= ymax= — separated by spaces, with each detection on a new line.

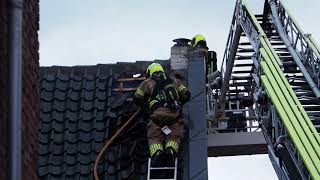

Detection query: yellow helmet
xmin=191 ymin=34 xmax=207 ymax=48
xmin=146 ymin=63 xmax=164 ymax=77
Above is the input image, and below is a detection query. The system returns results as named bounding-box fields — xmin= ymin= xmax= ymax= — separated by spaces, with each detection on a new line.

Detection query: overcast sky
xmin=40 ymin=0 xmax=320 ymax=179
xmin=40 ymin=0 xmax=320 ymax=67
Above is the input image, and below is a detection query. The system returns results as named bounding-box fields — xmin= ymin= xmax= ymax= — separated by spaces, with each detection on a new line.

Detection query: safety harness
xmin=148 ymin=75 xmax=180 ymax=113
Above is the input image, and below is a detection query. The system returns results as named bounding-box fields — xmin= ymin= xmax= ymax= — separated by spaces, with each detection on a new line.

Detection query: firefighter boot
xmin=151 ymin=150 xmax=165 ymax=167
xmin=164 ymin=147 xmax=176 ymax=167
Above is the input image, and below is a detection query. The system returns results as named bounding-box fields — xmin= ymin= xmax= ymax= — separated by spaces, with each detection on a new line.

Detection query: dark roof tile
xmin=39 ymin=61 xmax=176 ymax=180
xmin=65 ymin=111 xmax=78 ymax=122
xmin=42 ymin=101 xmax=53 ymax=113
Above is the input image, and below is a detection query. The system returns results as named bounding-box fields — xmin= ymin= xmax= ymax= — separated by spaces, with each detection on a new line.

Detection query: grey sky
xmin=209 ymin=155 xmax=277 ymax=180
xmin=40 ymin=0 xmax=320 ymax=179
xmin=40 ymin=0 xmax=320 ymax=66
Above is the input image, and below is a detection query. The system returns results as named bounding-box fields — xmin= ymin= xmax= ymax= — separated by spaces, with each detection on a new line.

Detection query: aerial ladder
xmin=208 ymin=0 xmax=320 ymax=179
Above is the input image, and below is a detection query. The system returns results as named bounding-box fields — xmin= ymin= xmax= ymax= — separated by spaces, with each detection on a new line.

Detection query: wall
xmin=22 ymin=0 xmax=40 ymax=179
xmin=0 ymin=1 xmax=9 ymax=179
xmin=0 ymin=0 xmax=40 ymax=179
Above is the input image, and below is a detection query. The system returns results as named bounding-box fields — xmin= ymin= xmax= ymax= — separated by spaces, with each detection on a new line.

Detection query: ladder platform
xmin=208 ymin=132 xmax=267 ymax=157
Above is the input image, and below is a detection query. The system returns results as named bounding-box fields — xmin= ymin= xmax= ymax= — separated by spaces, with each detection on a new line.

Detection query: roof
xmin=38 ymin=61 xmax=174 ymax=180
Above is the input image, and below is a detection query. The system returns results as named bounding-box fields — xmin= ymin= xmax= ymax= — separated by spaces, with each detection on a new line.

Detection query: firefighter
xmin=134 ymin=63 xmax=190 ymax=167
xmin=191 ymin=34 xmax=208 ymax=50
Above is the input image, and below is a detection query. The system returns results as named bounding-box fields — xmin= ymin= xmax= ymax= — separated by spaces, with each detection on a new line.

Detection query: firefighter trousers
xmin=147 ymin=109 xmax=185 ymax=157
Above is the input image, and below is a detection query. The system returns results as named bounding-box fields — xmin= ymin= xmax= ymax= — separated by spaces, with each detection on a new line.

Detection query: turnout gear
xmin=146 ymin=118 xmax=185 ymax=166
xmin=149 ymin=143 xmax=164 ymax=157
xmin=165 ymin=140 xmax=179 ymax=153
xmin=134 ymin=65 xmax=190 ymax=165
xmin=191 ymin=34 xmax=207 ymax=49
xmin=149 ymin=77 xmax=181 ymax=113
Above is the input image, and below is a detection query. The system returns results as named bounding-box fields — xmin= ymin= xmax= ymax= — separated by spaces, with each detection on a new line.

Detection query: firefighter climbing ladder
xmin=208 ymin=0 xmax=320 ymax=179
xmin=147 ymin=158 xmax=178 ymax=180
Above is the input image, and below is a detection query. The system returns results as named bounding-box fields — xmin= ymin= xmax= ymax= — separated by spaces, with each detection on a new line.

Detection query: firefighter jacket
xmin=134 ymin=77 xmax=190 ymax=126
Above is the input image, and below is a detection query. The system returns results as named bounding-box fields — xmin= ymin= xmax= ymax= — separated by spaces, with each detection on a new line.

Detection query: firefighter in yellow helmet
xmin=191 ymin=34 xmax=208 ymax=49
xmin=134 ymin=63 xmax=190 ymax=167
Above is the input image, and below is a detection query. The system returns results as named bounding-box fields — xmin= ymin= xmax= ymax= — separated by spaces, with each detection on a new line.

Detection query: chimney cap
xmin=173 ymin=38 xmax=191 ymax=45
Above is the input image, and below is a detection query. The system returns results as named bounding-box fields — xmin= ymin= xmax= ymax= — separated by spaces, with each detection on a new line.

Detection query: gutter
xmin=8 ymin=0 xmax=24 ymax=179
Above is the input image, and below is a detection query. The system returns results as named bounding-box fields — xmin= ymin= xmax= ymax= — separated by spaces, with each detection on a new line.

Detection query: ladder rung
xmin=147 ymin=158 xmax=178 ymax=180
xmin=150 ymin=167 xmax=176 ymax=170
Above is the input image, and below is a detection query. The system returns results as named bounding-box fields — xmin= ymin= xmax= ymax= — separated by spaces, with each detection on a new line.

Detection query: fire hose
xmin=93 ymin=108 xmax=142 ymax=180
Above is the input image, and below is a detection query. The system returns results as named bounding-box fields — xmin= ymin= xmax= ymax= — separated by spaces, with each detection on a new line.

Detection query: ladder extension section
xmin=268 ymin=0 xmax=320 ymax=98
xmin=244 ymin=1 xmax=320 ymax=178
xmin=220 ymin=0 xmax=320 ymax=179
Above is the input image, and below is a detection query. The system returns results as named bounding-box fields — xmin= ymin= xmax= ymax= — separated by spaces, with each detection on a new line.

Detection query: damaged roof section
xmin=39 ymin=61 xmax=169 ymax=180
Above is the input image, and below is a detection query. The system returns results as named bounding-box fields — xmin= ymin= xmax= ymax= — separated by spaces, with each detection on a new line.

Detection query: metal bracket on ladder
xmin=147 ymin=158 xmax=178 ymax=180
